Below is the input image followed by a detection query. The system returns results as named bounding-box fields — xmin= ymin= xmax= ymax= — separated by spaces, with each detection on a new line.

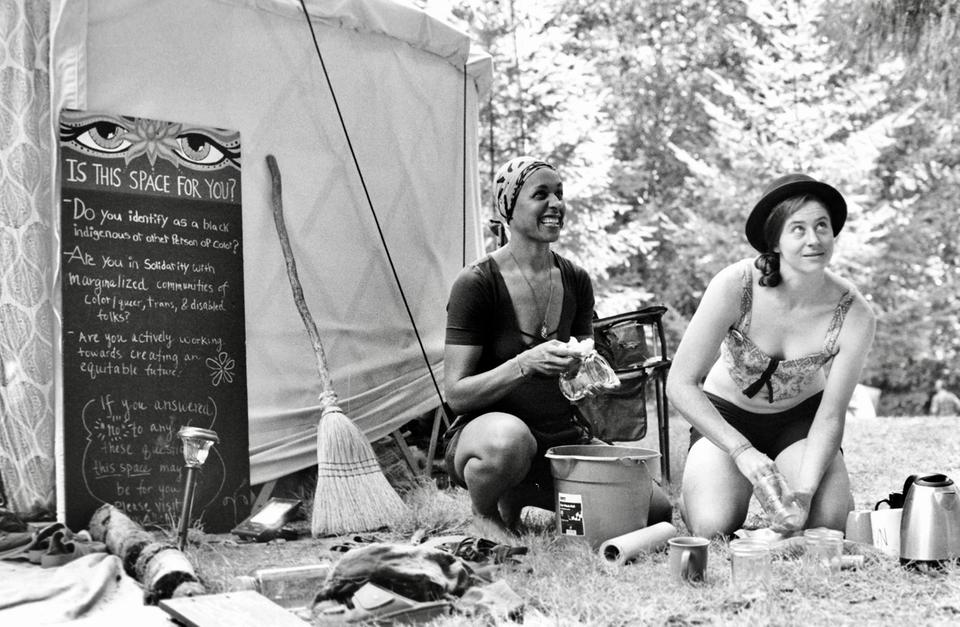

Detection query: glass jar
xmin=753 ymin=468 xmax=803 ymax=530
xmin=252 ymin=564 xmax=332 ymax=608
xmin=729 ymin=538 xmax=772 ymax=601
xmin=802 ymin=527 xmax=844 ymax=580
xmin=559 ymin=351 xmax=619 ymax=401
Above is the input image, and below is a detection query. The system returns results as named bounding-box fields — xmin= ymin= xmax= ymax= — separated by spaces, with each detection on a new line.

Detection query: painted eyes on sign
xmin=174 ymin=133 xmax=236 ymax=168
xmin=60 ymin=113 xmax=241 ymax=171
xmin=173 ymin=126 xmax=241 ymax=170
xmin=64 ymin=120 xmax=133 ymax=154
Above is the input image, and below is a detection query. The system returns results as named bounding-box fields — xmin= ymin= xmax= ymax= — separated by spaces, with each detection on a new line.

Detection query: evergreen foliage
xmin=439 ymin=0 xmax=959 ymax=414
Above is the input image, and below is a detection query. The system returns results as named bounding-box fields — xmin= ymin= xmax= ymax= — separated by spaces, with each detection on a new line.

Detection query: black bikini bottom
xmin=688 ymin=391 xmax=824 ymax=459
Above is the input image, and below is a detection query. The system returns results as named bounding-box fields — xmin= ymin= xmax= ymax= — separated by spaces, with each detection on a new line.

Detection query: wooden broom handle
xmin=266 ymin=154 xmax=336 ymax=397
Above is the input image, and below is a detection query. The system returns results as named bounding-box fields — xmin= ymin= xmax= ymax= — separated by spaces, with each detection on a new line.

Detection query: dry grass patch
xmin=184 ymin=414 xmax=960 ymax=625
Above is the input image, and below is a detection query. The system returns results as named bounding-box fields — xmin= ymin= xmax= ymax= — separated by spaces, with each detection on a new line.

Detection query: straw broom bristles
xmin=314 ymin=392 xmax=408 ymax=534
xmin=266 ymin=154 xmax=407 ymax=537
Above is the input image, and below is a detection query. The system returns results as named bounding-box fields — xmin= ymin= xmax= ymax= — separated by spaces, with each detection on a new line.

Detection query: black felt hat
xmin=745 ymin=173 xmax=847 ymax=252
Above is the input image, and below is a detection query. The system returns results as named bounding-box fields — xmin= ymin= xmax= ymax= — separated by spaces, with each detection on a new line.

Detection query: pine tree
xmin=672 ymin=0 xmax=895 ymax=288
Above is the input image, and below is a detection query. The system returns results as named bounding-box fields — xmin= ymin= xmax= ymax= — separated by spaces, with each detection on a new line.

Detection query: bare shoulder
xmin=844 ymin=295 xmax=877 ymax=341
xmin=706 ymin=258 xmax=752 ymax=293
xmin=827 ymin=272 xmax=876 ymax=345
xmin=828 ymin=272 xmax=875 ymax=320
xmin=697 ymin=259 xmax=752 ymax=320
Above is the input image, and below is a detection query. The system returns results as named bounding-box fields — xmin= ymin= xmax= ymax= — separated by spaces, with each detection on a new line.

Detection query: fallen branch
xmin=88 ymin=504 xmax=205 ymax=604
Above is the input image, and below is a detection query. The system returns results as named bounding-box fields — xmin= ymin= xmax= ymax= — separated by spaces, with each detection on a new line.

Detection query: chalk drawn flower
xmin=206 ymin=351 xmax=235 ymax=387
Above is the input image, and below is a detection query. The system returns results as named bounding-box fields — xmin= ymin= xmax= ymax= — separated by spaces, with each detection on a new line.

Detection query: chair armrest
xmin=613 ymin=358 xmax=671 ymax=375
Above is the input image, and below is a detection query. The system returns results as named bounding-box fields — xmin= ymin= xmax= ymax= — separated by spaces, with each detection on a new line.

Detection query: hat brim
xmin=745 ymin=180 xmax=847 ymax=252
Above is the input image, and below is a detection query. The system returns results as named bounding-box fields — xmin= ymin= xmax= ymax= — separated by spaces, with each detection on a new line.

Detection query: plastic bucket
xmin=545 ymin=444 xmax=660 ymax=549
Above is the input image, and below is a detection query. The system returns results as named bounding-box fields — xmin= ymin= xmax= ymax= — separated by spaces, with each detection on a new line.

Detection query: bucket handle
xmin=546 ymin=453 xmax=660 ymax=464
xmin=545 ymin=449 xmax=660 ymax=473
xmin=618 ymin=454 xmax=660 ymax=466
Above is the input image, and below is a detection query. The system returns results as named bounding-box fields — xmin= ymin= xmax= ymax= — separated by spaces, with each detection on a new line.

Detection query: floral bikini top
xmin=720 ymin=262 xmax=855 ymax=404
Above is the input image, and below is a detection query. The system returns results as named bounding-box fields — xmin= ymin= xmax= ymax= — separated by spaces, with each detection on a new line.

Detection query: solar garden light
xmin=176 ymin=426 xmax=219 ymax=551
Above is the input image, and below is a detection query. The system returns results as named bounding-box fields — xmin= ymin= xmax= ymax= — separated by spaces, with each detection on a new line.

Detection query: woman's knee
xmin=483 ymin=421 xmax=537 ymax=467
xmin=807 ymin=495 xmax=852 ymax=531
xmin=457 ymin=413 xmax=536 ymax=476
xmin=780 ymin=449 xmax=852 ymax=530
xmin=681 ymin=498 xmax=745 ymax=538
xmin=680 ymin=442 xmax=751 ymax=537
xmin=680 ymin=478 xmax=750 ymax=537
xmin=808 ymin=473 xmax=854 ymax=530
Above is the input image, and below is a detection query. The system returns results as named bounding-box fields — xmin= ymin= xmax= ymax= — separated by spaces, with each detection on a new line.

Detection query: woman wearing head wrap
xmin=443 ymin=156 xmax=672 ymax=537
xmin=667 ymin=174 xmax=876 ymax=538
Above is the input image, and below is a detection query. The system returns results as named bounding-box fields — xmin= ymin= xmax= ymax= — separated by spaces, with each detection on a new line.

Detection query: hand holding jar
xmin=558 ymin=338 xmax=620 ymax=401
xmin=753 ymin=467 xmax=807 ymax=532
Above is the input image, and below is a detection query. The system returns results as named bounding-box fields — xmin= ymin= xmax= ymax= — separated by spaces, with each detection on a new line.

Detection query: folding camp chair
xmin=579 ymin=305 xmax=673 ymax=484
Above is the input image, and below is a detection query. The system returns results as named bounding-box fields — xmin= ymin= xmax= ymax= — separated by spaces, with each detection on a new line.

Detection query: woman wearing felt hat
xmin=666 ymin=173 xmax=876 ymax=538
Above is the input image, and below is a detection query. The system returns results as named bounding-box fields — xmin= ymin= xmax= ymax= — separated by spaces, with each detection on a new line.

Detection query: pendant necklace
xmin=509 ymin=250 xmax=554 ymax=339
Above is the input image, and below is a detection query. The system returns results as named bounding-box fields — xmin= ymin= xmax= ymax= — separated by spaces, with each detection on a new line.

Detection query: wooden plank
xmin=425 ymin=405 xmax=448 ymax=476
xmin=159 ymin=590 xmax=309 ymax=627
xmin=391 ymin=430 xmax=423 ymax=476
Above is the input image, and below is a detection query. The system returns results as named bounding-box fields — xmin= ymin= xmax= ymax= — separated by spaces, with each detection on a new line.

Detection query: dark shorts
xmin=688 ymin=391 xmax=824 ymax=459
xmin=443 ymin=415 xmax=591 ymax=494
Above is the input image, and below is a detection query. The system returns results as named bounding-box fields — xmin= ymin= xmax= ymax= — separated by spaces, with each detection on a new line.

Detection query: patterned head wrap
xmin=494 ymin=156 xmax=556 ymax=222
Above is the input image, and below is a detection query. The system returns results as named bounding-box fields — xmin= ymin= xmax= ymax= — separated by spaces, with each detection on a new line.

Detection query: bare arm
xmin=666 ymin=264 xmax=766 ymax=471
xmin=444 ymin=340 xmax=582 ymax=415
xmin=795 ymin=296 xmax=876 ymax=495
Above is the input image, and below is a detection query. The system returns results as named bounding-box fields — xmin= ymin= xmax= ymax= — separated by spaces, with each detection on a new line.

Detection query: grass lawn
xmin=186 ymin=412 xmax=960 ymax=626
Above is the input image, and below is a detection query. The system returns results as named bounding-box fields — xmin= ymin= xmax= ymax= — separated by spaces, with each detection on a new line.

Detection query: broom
xmin=266 ymin=154 xmax=407 ymax=536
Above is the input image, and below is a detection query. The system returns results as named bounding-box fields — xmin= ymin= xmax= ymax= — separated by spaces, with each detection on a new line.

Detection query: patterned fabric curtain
xmin=0 ymin=1 xmax=56 ymax=516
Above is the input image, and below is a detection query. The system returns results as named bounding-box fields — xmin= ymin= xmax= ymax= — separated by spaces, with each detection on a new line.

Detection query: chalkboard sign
xmin=59 ymin=109 xmax=251 ymax=532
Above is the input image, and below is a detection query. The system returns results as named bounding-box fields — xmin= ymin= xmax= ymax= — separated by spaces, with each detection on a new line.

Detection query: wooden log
xmin=89 ymin=503 xmax=154 ymax=576
xmin=89 ymin=504 xmax=205 ymax=604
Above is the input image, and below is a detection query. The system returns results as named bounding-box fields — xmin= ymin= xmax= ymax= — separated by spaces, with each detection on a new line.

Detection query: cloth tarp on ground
xmin=44 ymin=0 xmax=490 ymax=502
xmin=0 ymin=553 xmax=174 ymax=626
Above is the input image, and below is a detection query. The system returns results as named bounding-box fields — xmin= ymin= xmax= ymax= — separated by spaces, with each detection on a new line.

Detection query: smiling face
xmin=509 ymin=168 xmax=565 ymax=243
xmin=773 ymin=198 xmax=835 ymax=272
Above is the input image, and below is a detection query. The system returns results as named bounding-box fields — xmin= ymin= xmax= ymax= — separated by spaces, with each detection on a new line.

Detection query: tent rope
xmin=297 ymin=0 xmax=447 ymax=411
xmin=462 ymin=65 xmax=468 ymax=268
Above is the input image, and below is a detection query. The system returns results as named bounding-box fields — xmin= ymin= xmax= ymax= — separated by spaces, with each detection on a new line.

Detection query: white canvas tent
xmin=0 ymin=0 xmax=490 ymax=515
